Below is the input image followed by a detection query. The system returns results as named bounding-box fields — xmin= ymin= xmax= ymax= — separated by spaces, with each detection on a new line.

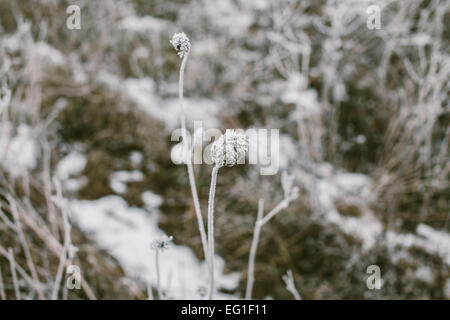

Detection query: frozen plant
xmin=51 ymin=177 xmax=78 ymax=300
xmin=170 ymin=32 xmax=208 ymax=262
xmin=210 ymin=130 xmax=248 ymax=168
xmin=245 ymin=171 xmax=299 ymax=300
xmin=208 ymin=130 xmax=248 ymax=299
xmin=282 ymin=269 xmax=302 ymax=300
xmin=151 ymin=235 xmax=173 ymax=299
xmin=170 ymin=32 xmax=191 ymax=59
xmin=151 ymin=235 xmax=173 ymax=251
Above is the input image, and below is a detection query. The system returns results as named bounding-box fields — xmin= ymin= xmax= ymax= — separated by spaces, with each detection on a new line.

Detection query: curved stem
xmin=207 ymin=166 xmax=219 ymax=299
xmin=178 ymin=52 xmax=209 ymax=262
xmin=245 ymin=199 xmax=264 ymax=300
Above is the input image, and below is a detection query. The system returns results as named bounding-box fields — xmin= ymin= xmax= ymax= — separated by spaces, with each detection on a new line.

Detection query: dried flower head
xmin=170 ymin=32 xmax=191 ymax=59
xmin=151 ymin=235 xmax=173 ymax=252
xmin=211 ymin=130 xmax=248 ymax=168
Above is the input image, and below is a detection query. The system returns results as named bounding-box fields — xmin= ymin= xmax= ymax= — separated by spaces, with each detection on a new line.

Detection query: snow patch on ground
xmin=119 ymin=15 xmax=169 ymax=34
xmin=56 ymin=150 xmax=87 ymax=192
xmin=386 ymin=224 xmax=450 ymax=266
xmin=0 ymin=124 xmax=38 ymax=177
xmin=314 ymin=170 xmax=382 ymax=250
xmin=298 ymin=164 xmax=450 ymax=267
xmin=70 ymin=196 xmax=240 ymax=299
xmin=123 ymin=77 xmax=220 ymax=130
xmin=109 ymin=170 xmax=144 ymax=194
xmin=35 ymin=42 xmax=66 ymax=67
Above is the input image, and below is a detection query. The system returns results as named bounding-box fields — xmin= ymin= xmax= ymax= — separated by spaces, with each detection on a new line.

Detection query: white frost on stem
xmin=155 ymin=249 xmax=161 ymax=299
xmin=151 ymin=235 xmax=173 ymax=299
xmin=9 ymin=197 xmax=44 ymax=299
xmin=0 ymin=265 xmax=5 ymax=300
xmin=208 ymin=130 xmax=248 ymax=299
xmin=282 ymin=269 xmax=302 ymax=300
xmin=8 ymin=248 xmax=21 ymax=300
xmin=245 ymin=198 xmax=264 ymax=300
xmin=51 ymin=177 xmax=77 ymax=300
xmin=245 ymin=171 xmax=299 ymax=299
xmin=171 ymin=32 xmax=208 ymax=262
xmin=207 ymin=166 xmax=219 ymax=299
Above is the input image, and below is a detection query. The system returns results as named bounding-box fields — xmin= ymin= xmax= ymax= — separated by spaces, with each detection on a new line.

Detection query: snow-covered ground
xmin=58 ymin=151 xmax=240 ymax=299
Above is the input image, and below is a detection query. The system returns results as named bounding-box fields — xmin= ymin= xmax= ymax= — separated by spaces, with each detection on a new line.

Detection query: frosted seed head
xmin=210 ymin=130 xmax=248 ymax=168
xmin=151 ymin=235 xmax=173 ymax=252
xmin=170 ymin=32 xmax=191 ymax=59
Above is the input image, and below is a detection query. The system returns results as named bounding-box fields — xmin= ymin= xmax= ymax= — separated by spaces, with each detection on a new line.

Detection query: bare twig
xmin=9 ymin=198 xmax=96 ymax=300
xmin=0 ymin=265 xmax=6 ymax=300
xmin=155 ymin=249 xmax=161 ymax=299
xmin=8 ymin=248 xmax=21 ymax=300
xmin=245 ymin=172 xmax=299 ymax=299
xmin=245 ymin=199 xmax=264 ymax=300
xmin=282 ymin=269 xmax=302 ymax=300
xmin=51 ymin=177 xmax=74 ymax=300
xmin=0 ymin=245 xmax=39 ymax=295
xmin=9 ymin=197 xmax=45 ymax=299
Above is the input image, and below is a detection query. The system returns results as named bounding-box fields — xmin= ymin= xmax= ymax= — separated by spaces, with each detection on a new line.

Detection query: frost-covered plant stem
xmin=155 ymin=249 xmax=161 ymax=299
xmin=51 ymin=178 xmax=76 ymax=300
xmin=9 ymin=198 xmax=44 ymax=299
xmin=245 ymin=200 xmax=289 ymax=299
xmin=151 ymin=235 xmax=172 ymax=300
xmin=245 ymin=199 xmax=264 ymax=300
xmin=0 ymin=266 xmax=5 ymax=300
xmin=207 ymin=130 xmax=248 ymax=299
xmin=207 ymin=166 xmax=219 ymax=299
xmin=178 ymin=49 xmax=208 ymax=262
xmin=8 ymin=248 xmax=20 ymax=300
xmin=246 ymin=173 xmax=298 ymax=299
xmin=282 ymin=270 xmax=302 ymax=300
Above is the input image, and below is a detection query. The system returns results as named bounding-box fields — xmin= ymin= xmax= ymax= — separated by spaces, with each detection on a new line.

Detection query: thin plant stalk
xmin=10 ymin=200 xmax=44 ymax=300
xmin=283 ymin=270 xmax=302 ymax=300
xmin=0 ymin=245 xmax=38 ymax=293
xmin=51 ymin=207 xmax=70 ymax=300
xmin=245 ymin=199 xmax=264 ymax=300
xmin=8 ymin=248 xmax=21 ymax=300
xmin=52 ymin=242 xmax=67 ymax=300
xmin=245 ymin=195 xmax=294 ymax=299
xmin=178 ymin=51 xmax=208 ymax=261
xmin=0 ymin=265 xmax=5 ymax=300
xmin=207 ymin=166 xmax=219 ymax=299
xmin=6 ymin=196 xmax=97 ymax=300
xmin=52 ymin=177 xmax=74 ymax=300
xmin=155 ymin=249 xmax=161 ymax=299
xmin=151 ymin=235 xmax=172 ymax=299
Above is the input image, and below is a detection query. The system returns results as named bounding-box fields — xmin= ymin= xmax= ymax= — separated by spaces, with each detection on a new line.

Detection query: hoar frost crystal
xmin=170 ymin=32 xmax=191 ymax=59
xmin=210 ymin=130 xmax=248 ymax=168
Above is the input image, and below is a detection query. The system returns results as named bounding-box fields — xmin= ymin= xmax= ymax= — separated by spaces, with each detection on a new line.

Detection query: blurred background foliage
xmin=0 ymin=0 xmax=449 ymax=299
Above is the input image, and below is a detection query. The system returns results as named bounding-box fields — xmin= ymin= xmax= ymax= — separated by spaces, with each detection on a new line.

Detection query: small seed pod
xmin=170 ymin=32 xmax=191 ymax=59
xmin=151 ymin=235 xmax=173 ymax=252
